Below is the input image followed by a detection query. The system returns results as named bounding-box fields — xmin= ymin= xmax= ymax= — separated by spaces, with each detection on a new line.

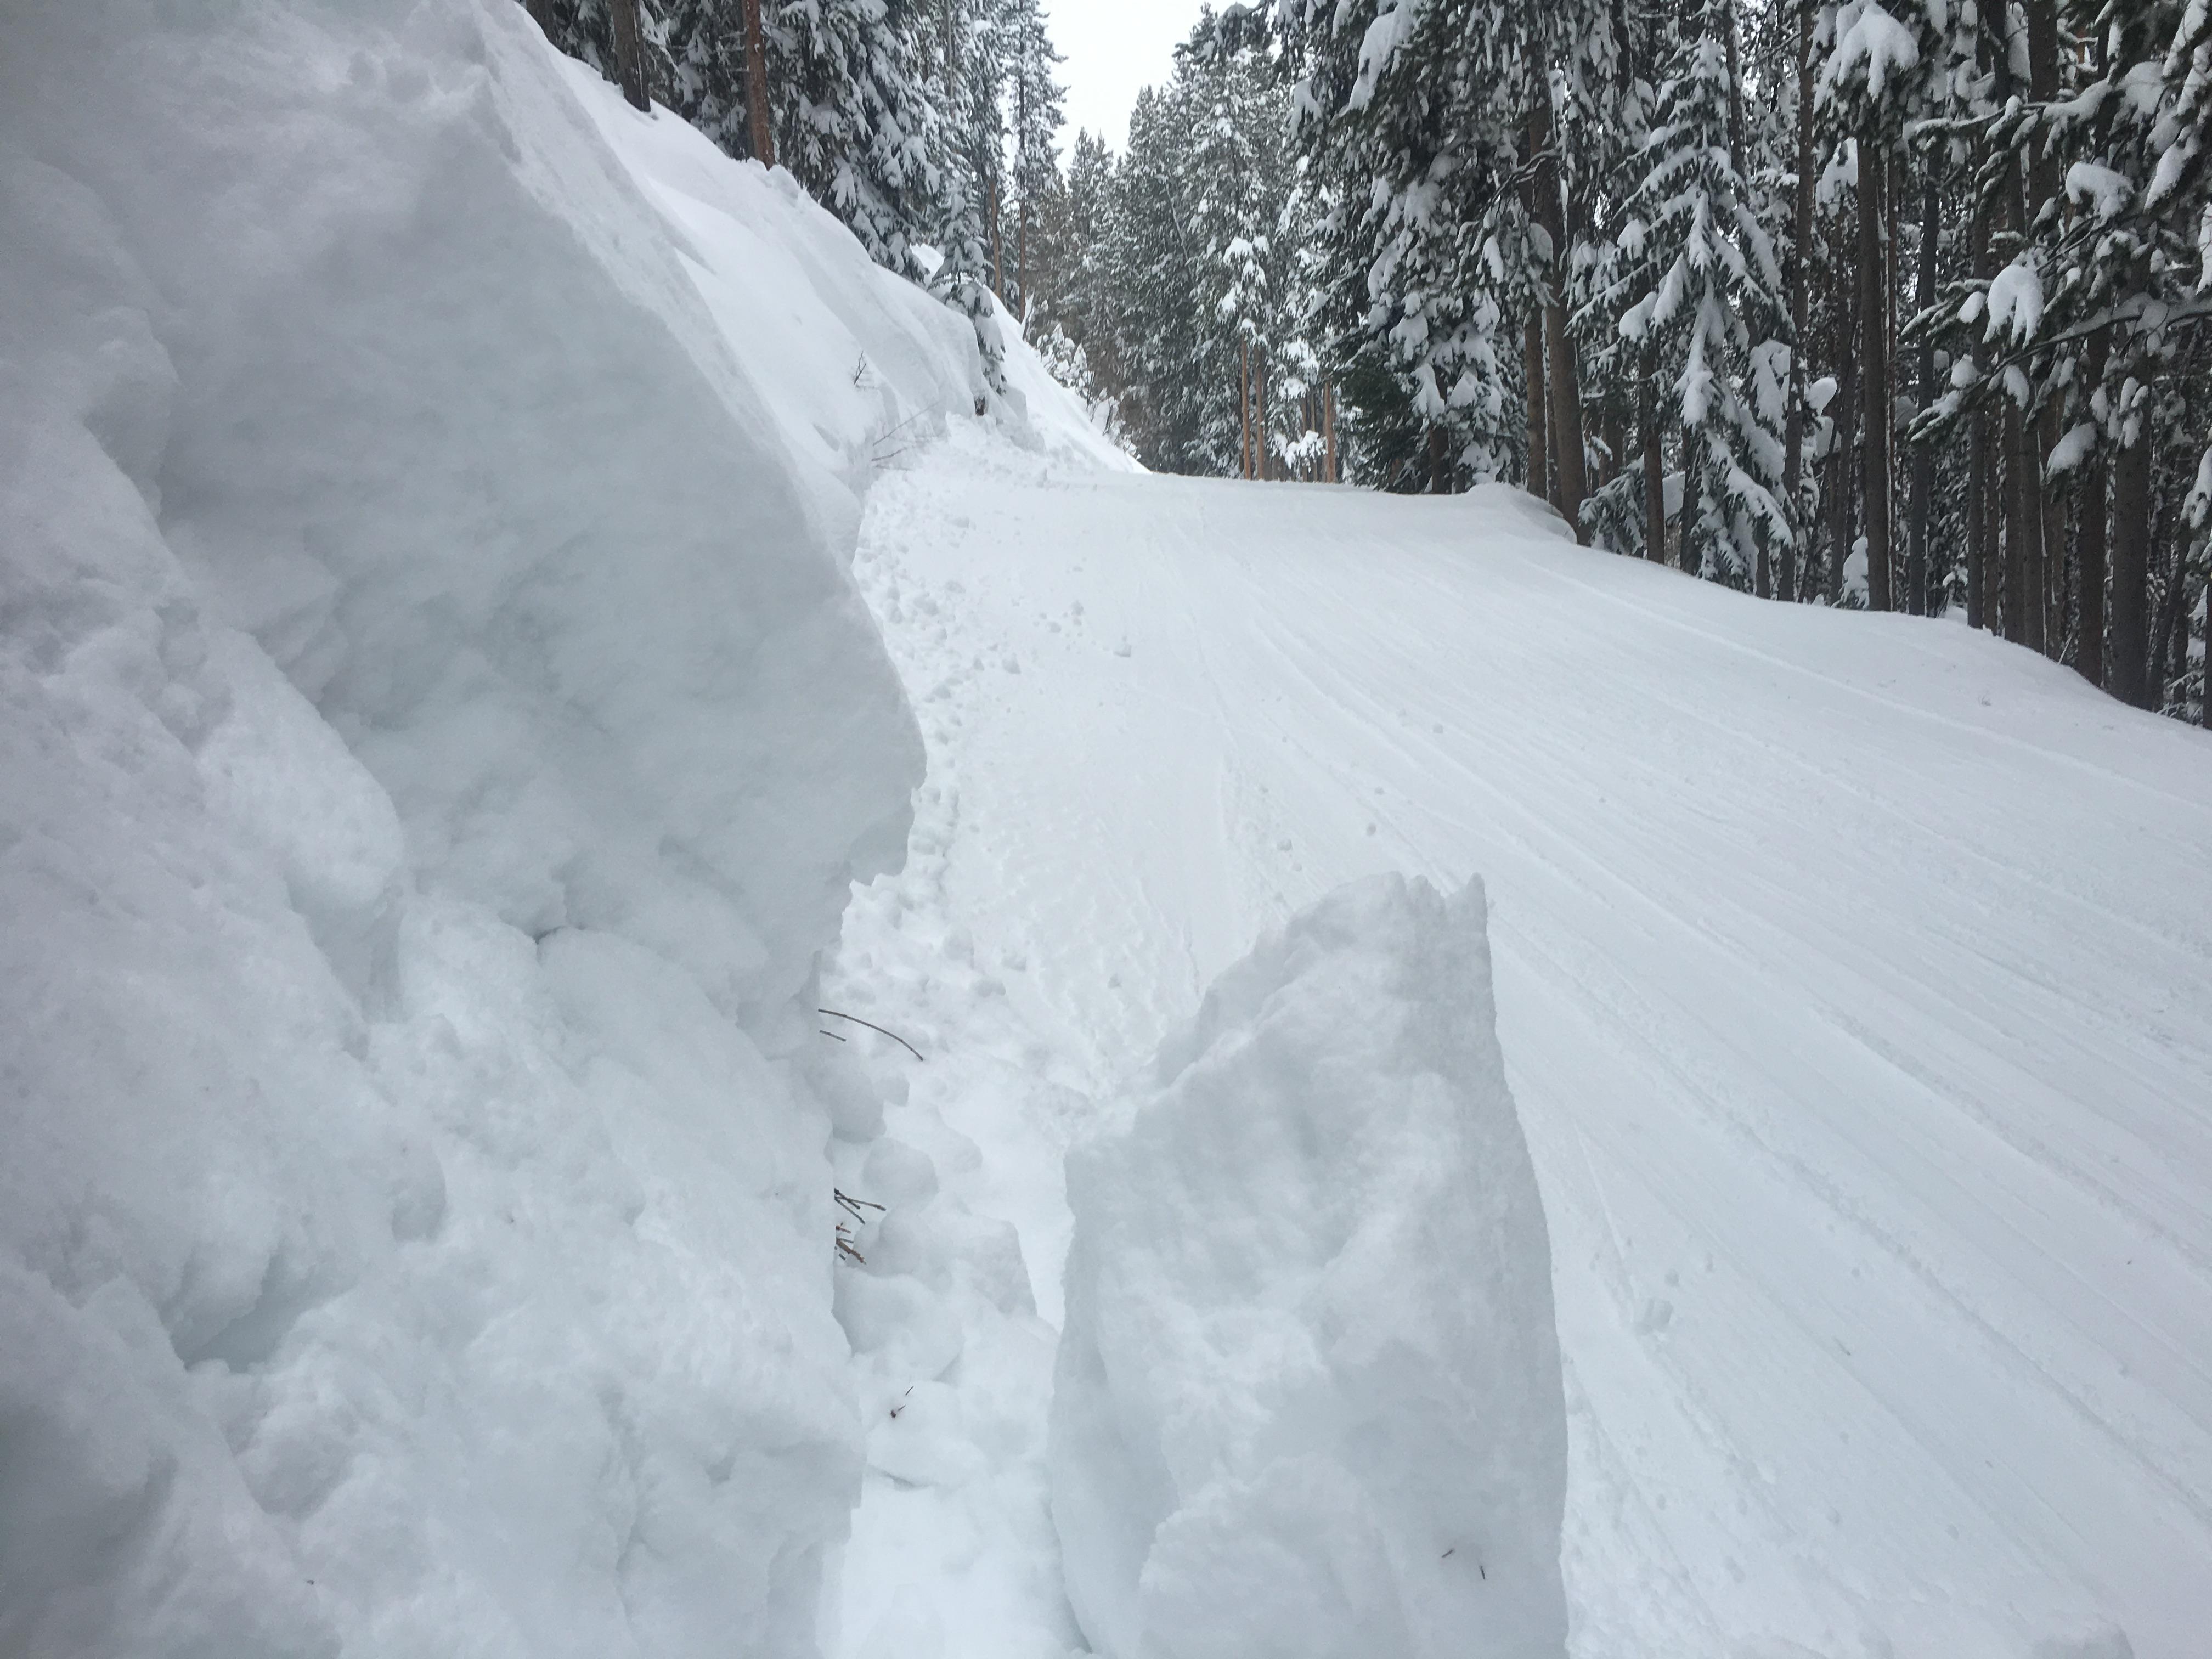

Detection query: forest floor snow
xmin=825 ymin=424 xmax=2212 ymax=1659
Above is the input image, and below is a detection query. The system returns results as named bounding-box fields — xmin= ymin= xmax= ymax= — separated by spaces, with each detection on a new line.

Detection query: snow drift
xmin=1049 ymin=874 xmax=1568 ymax=1659
xmin=0 ymin=0 xmax=1124 ymax=1650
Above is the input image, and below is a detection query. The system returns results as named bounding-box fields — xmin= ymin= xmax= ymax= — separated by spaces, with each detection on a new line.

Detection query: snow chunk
xmin=2066 ymin=161 xmax=2134 ymax=221
xmin=1985 ymin=259 xmax=2045 ymax=346
xmin=1049 ymin=874 xmax=1567 ymax=1659
xmin=1827 ymin=0 xmax=1922 ymax=101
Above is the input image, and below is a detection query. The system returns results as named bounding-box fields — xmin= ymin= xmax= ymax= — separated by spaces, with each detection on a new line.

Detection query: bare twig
xmin=817 ymin=1008 xmax=925 ymax=1063
xmin=834 ymin=1189 xmax=884 ymax=1221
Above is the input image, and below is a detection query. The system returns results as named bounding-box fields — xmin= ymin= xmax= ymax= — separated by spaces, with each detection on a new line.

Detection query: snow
xmin=562 ymin=61 xmax=1135 ymax=486
xmin=1985 ymin=258 xmax=2046 ymax=346
xmin=844 ymin=432 xmax=2212 ymax=1659
xmin=9 ymin=3 xmax=2212 ymax=1658
xmin=0 ymin=1 xmax=965 ymax=1652
xmin=1825 ymin=0 xmax=1922 ymax=102
xmin=1050 ymin=874 xmax=1567 ymax=1659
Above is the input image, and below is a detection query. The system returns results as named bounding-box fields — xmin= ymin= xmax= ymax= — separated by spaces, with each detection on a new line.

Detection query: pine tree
xmin=1612 ymin=0 xmax=1791 ymax=584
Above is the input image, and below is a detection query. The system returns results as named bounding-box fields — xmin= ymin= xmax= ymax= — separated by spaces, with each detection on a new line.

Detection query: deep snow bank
xmin=1049 ymin=874 xmax=1568 ymax=1659
xmin=0 ymin=2 xmax=951 ymax=1653
xmin=559 ymin=52 xmax=1138 ymax=490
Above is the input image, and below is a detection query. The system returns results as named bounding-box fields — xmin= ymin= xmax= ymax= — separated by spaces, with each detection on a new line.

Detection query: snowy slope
xmin=557 ymin=53 xmax=1138 ymax=493
xmin=840 ymin=429 xmax=2212 ymax=1659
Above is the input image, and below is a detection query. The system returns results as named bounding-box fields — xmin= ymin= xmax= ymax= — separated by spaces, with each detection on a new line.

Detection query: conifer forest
xmin=526 ymin=0 xmax=2211 ymax=719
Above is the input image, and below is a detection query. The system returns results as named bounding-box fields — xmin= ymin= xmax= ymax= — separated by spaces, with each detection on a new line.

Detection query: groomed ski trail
xmin=825 ymin=425 xmax=2212 ymax=1659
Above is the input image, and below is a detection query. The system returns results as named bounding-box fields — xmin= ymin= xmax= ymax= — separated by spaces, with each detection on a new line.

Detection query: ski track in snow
xmin=829 ymin=425 xmax=2212 ymax=1659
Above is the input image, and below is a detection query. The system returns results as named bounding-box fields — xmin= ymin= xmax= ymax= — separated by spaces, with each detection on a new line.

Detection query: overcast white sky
xmin=1043 ymin=0 xmax=1202 ymax=152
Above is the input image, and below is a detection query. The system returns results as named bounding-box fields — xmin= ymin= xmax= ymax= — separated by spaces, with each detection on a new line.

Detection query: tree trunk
xmin=1324 ymin=382 xmax=1337 ymax=482
xmin=1967 ymin=410 xmax=1988 ymax=628
xmin=1858 ymin=140 xmax=1893 ymax=610
xmin=1532 ymin=97 xmax=1589 ymax=542
xmin=2074 ymin=328 xmax=2112 ymax=686
xmin=1429 ymin=425 xmax=1451 ymax=495
xmin=988 ymin=173 xmax=1005 ymax=303
xmin=1828 ymin=229 xmax=1859 ymax=604
xmin=2003 ymin=403 xmax=2032 ymax=642
xmin=2107 ymin=410 xmax=2152 ymax=703
xmin=1782 ymin=0 xmax=1816 ymax=600
xmin=1966 ymin=182 xmax=1993 ymax=629
xmin=1258 ymin=354 xmax=1271 ymax=481
xmin=740 ymin=0 xmax=776 ymax=163
xmin=1681 ymin=432 xmax=1704 ymax=576
xmin=2152 ymin=514 xmax=2188 ymax=708
xmin=1525 ymin=312 xmax=1548 ymax=500
xmin=525 ymin=0 xmax=558 ymax=37
xmin=1905 ymin=171 xmax=1939 ymax=615
xmin=609 ymin=0 xmax=650 ymax=111
xmin=1643 ymin=352 xmax=1666 ymax=563
xmin=2018 ymin=403 xmax=2050 ymax=652
xmin=1240 ymin=340 xmax=1252 ymax=480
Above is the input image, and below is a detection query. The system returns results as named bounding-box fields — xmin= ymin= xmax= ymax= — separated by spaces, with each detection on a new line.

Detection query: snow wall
xmin=1049 ymin=874 xmax=1570 ymax=1659
xmin=0 ymin=2 xmax=1104 ymax=1654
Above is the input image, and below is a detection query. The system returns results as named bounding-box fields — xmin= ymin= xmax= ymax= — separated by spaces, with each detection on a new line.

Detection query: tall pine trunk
xmin=2023 ymin=0 xmax=2067 ymax=657
xmin=1967 ymin=413 xmax=1988 ymax=628
xmin=2074 ymin=328 xmax=2112 ymax=686
xmin=1905 ymin=171 xmax=1939 ymax=616
xmin=610 ymin=0 xmax=650 ymax=111
xmin=2108 ymin=407 xmax=2154 ymax=706
xmin=1240 ymin=341 xmax=1252 ymax=480
xmin=1531 ymin=98 xmax=1588 ymax=541
xmin=1642 ymin=352 xmax=1666 ymax=563
xmin=1858 ymin=142 xmax=1893 ymax=611
xmin=741 ymin=0 xmax=775 ymax=163
xmin=1526 ymin=313 xmax=1548 ymax=501
xmin=1782 ymin=0 xmax=1816 ymax=601
xmin=1828 ymin=237 xmax=1859 ymax=605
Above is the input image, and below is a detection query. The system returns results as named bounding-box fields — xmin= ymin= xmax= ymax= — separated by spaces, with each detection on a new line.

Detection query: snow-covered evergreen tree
xmin=1612 ymin=0 xmax=1791 ymax=584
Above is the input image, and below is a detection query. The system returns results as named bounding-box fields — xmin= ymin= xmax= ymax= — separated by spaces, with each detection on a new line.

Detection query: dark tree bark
xmin=1526 ymin=312 xmax=1548 ymax=501
xmin=2074 ymin=328 xmax=2112 ymax=686
xmin=1681 ymin=433 xmax=1705 ymax=577
xmin=1782 ymin=0 xmax=1816 ymax=602
xmin=1967 ymin=411 xmax=1989 ymax=628
xmin=525 ymin=0 xmax=558 ymax=36
xmin=1531 ymin=97 xmax=1589 ymax=541
xmin=1258 ymin=355 xmax=1271 ymax=482
xmin=1905 ymin=172 xmax=1940 ymax=615
xmin=1429 ymin=424 xmax=1452 ymax=495
xmin=2108 ymin=408 xmax=2153 ymax=707
xmin=1858 ymin=142 xmax=1894 ymax=610
xmin=1643 ymin=353 xmax=1667 ymax=563
xmin=2018 ymin=403 xmax=2050 ymax=652
xmin=1240 ymin=340 xmax=1253 ymax=480
xmin=2149 ymin=491 xmax=2186 ymax=704
xmin=2004 ymin=403 xmax=2032 ymax=643
xmin=609 ymin=0 xmax=650 ymax=110
xmin=741 ymin=0 xmax=776 ymax=163
xmin=1828 ymin=225 xmax=1860 ymax=605
xmin=1966 ymin=183 xmax=1994 ymax=629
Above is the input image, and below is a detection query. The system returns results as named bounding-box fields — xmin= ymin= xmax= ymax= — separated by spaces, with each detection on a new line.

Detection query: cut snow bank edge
xmin=0 ymin=0 xmax=1124 ymax=1652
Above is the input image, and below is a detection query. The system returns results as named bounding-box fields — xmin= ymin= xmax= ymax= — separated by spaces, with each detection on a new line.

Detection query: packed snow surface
xmin=838 ymin=432 xmax=2212 ymax=1659
xmin=1051 ymin=874 xmax=1567 ymax=1659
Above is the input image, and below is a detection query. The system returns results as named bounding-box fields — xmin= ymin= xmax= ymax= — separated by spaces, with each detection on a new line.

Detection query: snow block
xmin=1049 ymin=874 xmax=1568 ymax=1659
